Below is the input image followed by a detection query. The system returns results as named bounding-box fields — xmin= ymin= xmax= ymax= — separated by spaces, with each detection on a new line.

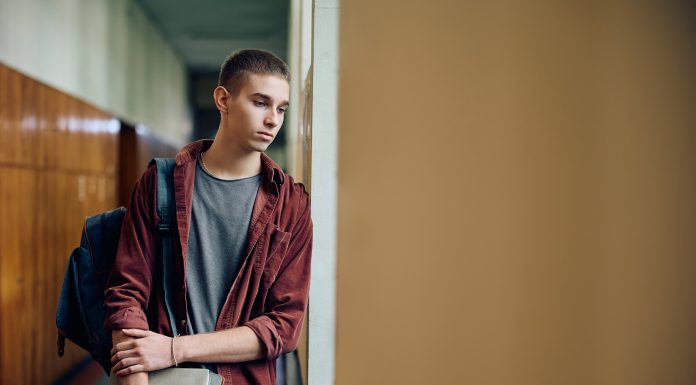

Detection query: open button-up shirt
xmin=104 ymin=139 xmax=313 ymax=384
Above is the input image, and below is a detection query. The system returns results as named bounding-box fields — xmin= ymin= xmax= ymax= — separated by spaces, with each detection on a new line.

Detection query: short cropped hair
xmin=218 ymin=49 xmax=290 ymax=97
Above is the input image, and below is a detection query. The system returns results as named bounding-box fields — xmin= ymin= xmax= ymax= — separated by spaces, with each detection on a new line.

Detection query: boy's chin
xmin=249 ymin=143 xmax=271 ymax=153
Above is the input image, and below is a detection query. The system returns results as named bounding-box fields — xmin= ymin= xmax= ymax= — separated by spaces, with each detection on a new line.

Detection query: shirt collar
xmin=175 ymin=139 xmax=285 ymax=185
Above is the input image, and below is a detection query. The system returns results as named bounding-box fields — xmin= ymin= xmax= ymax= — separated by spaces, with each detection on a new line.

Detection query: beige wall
xmin=0 ymin=0 xmax=191 ymax=145
xmin=336 ymin=1 xmax=696 ymax=384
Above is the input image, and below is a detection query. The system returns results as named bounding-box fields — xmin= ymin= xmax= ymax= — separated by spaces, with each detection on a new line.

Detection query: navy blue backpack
xmin=56 ymin=158 xmax=176 ymax=374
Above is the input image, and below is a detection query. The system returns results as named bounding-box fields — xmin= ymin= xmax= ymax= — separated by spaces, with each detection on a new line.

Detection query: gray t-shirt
xmin=185 ymin=156 xmax=261 ymax=368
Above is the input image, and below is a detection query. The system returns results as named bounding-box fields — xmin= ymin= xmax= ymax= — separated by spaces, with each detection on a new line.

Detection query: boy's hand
xmin=111 ymin=329 xmax=175 ymax=376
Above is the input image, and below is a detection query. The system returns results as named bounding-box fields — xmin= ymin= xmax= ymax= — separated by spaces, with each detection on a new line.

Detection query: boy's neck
xmin=200 ymin=133 xmax=262 ymax=180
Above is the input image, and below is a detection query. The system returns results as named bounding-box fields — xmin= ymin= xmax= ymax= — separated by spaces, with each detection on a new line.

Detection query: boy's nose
xmin=264 ymin=112 xmax=279 ymax=127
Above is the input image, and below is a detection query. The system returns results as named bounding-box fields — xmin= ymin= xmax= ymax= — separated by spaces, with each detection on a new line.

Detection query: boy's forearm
xmin=112 ymin=330 xmax=149 ymax=385
xmin=175 ymin=326 xmax=264 ymax=364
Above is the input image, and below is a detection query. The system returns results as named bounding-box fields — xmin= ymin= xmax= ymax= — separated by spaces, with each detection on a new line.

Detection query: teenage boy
xmin=104 ymin=49 xmax=313 ymax=385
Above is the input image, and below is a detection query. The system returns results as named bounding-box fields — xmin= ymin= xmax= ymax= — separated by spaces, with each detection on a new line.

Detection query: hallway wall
xmin=0 ymin=63 xmax=119 ymax=384
xmin=336 ymin=1 xmax=696 ymax=384
xmin=0 ymin=0 xmax=191 ymax=145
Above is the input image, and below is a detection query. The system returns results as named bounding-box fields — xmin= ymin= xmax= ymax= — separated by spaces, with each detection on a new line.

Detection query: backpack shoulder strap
xmin=153 ymin=158 xmax=176 ymax=232
xmin=151 ymin=158 xmax=179 ymax=336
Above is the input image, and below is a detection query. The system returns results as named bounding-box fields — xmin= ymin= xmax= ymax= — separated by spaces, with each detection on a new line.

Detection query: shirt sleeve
xmin=244 ymin=187 xmax=313 ymax=360
xmin=103 ymin=165 xmax=158 ymax=331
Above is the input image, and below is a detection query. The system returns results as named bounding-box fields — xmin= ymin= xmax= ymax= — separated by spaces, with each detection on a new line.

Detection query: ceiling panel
xmin=136 ymin=0 xmax=289 ymax=72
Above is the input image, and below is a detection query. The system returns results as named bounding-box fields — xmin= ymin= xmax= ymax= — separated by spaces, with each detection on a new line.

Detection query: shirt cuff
xmin=104 ymin=307 xmax=149 ymax=331
xmin=244 ymin=316 xmax=283 ymax=361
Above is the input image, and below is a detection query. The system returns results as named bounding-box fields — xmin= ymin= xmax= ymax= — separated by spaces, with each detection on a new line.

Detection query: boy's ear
xmin=214 ymin=86 xmax=230 ymax=113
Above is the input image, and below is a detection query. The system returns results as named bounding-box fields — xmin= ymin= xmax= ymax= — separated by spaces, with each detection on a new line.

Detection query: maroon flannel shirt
xmin=104 ymin=139 xmax=313 ymax=384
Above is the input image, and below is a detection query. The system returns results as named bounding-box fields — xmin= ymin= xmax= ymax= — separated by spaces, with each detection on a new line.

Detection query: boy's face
xmin=220 ymin=73 xmax=290 ymax=153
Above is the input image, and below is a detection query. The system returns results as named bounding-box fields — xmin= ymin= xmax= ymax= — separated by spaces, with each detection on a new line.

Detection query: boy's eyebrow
xmin=251 ymin=92 xmax=290 ymax=107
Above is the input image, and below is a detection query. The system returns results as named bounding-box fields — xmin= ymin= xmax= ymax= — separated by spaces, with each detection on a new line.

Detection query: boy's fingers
xmin=122 ymin=328 xmax=150 ymax=337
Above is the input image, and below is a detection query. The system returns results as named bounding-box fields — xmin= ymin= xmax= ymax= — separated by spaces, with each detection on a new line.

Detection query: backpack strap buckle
xmin=57 ymin=334 xmax=65 ymax=357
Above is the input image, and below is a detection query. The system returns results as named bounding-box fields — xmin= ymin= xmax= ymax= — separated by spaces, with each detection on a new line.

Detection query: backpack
xmin=55 ymin=158 xmax=176 ymax=373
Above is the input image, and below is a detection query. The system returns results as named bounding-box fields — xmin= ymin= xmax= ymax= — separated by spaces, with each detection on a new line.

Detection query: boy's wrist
xmin=174 ymin=334 xmax=190 ymax=364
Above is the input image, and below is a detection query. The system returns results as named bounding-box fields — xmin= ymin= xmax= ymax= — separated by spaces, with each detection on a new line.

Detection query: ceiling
xmin=136 ymin=0 xmax=290 ymax=73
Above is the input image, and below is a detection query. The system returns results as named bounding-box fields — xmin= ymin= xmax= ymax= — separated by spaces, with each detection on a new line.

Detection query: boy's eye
xmin=278 ymin=107 xmax=287 ymax=114
xmin=254 ymin=100 xmax=266 ymax=107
